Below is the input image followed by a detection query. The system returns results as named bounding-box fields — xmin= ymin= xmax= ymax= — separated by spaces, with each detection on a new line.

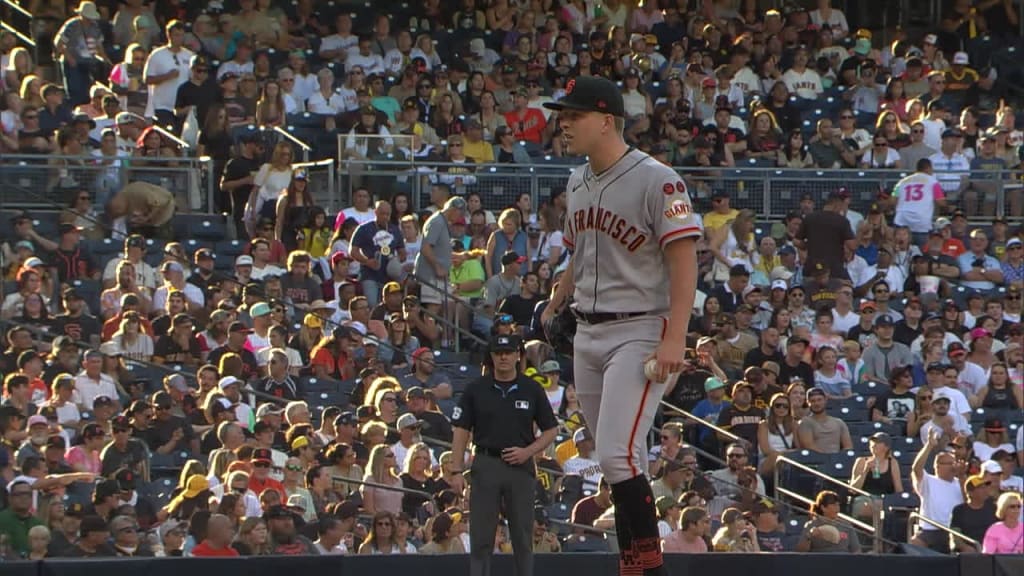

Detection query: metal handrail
xmin=906 ymin=511 xmax=981 ymax=550
xmin=775 ymin=454 xmax=874 ymax=499
xmin=774 ymin=486 xmax=876 ymax=533
xmin=0 ymin=20 xmax=34 ymax=47
xmin=120 ymin=112 xmax=190 ymax=150
xmin=269 ymin=126 xmax=312 ymax=162
xmin=331 ymin=474 xmax=433 ymax=500
xmin=2 ymin=0 xmax=32 ymax=18
xmin=293 ymin=158 xmax=334 ymax=169
xmin=773 ymin=453 xmax=883 ymax=553
xmin=659 ymin=401 xmax=743 ymax=445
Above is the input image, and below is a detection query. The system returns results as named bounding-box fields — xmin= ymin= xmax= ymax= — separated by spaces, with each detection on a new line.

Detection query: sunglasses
xmin=773 ymin=403 xmax=790 ymax=409
xmin=911 ymin=129 xmax=924 ymax=134
xmin=253 ymin=461 xmax=271 ymax=468
xmin=285 ymin=464 xmax=303 ymax=472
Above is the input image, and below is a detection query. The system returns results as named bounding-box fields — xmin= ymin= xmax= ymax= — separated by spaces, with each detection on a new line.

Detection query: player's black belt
xmin=571 ymin=310 xmax=648 ymax=325
xmin=474 ymin=446 xmax=507 ymax=459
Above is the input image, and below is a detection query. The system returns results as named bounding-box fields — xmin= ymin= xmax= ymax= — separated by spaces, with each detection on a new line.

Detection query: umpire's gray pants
xmin=469 ymin=453 xmax=535 ymax=576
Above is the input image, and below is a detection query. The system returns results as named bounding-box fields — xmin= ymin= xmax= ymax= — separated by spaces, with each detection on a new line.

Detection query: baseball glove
xmin=544 ymin=301 xmax=577 ymax=355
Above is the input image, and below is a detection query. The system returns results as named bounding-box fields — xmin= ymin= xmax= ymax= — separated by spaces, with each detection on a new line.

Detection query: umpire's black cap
xmin=543 ymin=76 xmax=625 ymax=117
xmin=490 ymin=334 xmax=521 ymax=353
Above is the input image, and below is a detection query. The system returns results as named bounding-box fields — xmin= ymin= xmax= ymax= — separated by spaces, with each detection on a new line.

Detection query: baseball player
xmin=541 ymin=76 xmax=701 ymax=576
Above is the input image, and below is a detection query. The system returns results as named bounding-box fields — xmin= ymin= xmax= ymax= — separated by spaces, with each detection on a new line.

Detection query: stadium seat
xmin=70 ymin=279 xmax=102 ymax=313
xmin=827 ymin=404 xmax=869 ymax=422
xmin=299 ymin=376 xmax=344 ymax=394
xmin=448 ymin=364 xmax=482 ymax=394
xmin=62 ymin=480 xmax=95 ymax=507
xmin=557 ymin=475 xmax=584 ymax=506
xmin=215 ymin=239 xmax=247 ymax=260
xmin=563 ymin=535 xmax=610 ymax=552
xmin=891 ymin=447 xmax=918 ymax=467
xmin=179 ymin=238 xmax=215 ymax=258
xmin=546 ymin=501 xmax=573 ymax=538
xmin=891 ymin=436 xmax=922 ymax=454
xmin=848 ymin=421 xmax=900 ymax=440
xmin=431 ymin=349 xmax=472 ymax=366
xmin=305 ymin=389 xmax=350 ymax=409
xmin=852 ymin=380 xmax=890 ymax=399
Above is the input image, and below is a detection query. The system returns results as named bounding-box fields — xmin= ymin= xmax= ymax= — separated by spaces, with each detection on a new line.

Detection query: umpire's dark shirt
xmin=452 ymin=373 xmax=558 ymax=452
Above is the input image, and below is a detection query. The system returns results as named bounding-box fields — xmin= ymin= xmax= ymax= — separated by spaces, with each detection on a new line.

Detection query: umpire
xmin=451 ymin=334 xmax=558 ymax=576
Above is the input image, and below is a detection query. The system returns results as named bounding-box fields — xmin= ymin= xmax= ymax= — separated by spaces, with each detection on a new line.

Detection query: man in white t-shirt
xmin=947 ymin=342 xmax=988 ymax=396
xmin=918 ymin=386 xmax=972 ymax=444
xmin=891 ymin=159 xmax=946 ymax=241
xmin=911 ymin=428 xmax=964 ymax=553
xmin=561 ymin=428 xmax=603 ymax=492
xmin=249 ymin=239 xmax=286 ymax=281
xmin=143 ymin=20 xmax=193 ymax=124
xmin=318 ymin=14 xmax=358 ymax=62
xmin=919 ymin=101 xmax=948 ymax=152
xmin=928 ymin=129 xmax=970 ymax=200
xmin=341 ymin=187 xmax=375 ymax=225
xmin=782 ymin=48 xmax=824 ymax=100
xmin=345 ymin=35 xmax=385 ymax=76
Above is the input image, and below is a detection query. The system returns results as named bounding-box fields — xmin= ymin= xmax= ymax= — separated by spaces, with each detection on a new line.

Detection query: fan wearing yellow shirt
xmin=450 ymin=246 xmax=486 ymax=332
xmin=703 ymin=190 xmax=739 ymax=234
xmin=462 ymin=118 xmax=495 ymax=164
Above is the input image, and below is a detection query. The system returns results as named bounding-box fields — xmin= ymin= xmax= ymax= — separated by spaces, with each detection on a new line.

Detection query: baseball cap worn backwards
xmin=543 ymin=76 xmax=625 ymax=117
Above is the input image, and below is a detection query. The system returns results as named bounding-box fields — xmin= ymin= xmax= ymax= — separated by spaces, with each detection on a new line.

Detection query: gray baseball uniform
xmin=563 ymin=148 xmax=702 ymax=484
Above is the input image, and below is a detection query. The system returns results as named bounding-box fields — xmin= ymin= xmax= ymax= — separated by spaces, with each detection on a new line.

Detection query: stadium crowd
xmin=1 ymin=0 xmax=1023 ymax=562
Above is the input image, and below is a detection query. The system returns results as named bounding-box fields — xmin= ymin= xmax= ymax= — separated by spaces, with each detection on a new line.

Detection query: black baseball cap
xmin=543 ymin=76 xmax=625 ymax=117
xmin=491 ymin=334 xmax=522 ymax=352
xmin=125 ymin=234 xmax=146 ymax=249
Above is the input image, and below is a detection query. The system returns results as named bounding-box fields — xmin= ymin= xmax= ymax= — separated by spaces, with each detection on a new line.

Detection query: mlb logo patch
xmin=514 ymin=400 xmax=530 ymax=410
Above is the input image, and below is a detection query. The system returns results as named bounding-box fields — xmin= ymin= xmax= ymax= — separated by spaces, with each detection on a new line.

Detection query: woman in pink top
xmin=662 ymin=506 xmax=711 ymax=554
xmin=982 ymin=492 xmax=1023 ymax=554
xmin=360 ymin=444 xmax=403 ymax=515
xmin=64 ymin=423 xmax=105 ymax=474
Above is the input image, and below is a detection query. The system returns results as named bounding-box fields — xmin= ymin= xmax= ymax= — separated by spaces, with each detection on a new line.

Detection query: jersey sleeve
xmin=561 ymin=168 xmax=584 ymax=250
xmin=649 ymin=166 xmax=703 ymax=249
xmin=451 ymin=381 xmax=476 ymax=430
xmin=930 ymin=180 xmax=945 ymax=200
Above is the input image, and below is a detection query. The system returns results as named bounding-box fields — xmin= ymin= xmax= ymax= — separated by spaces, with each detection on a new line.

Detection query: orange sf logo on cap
xmin=566 ymin=79 xmax=575 ymax=94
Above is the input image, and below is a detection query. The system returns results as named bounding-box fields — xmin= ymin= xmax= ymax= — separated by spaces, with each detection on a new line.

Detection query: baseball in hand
xmin=644 ymin=358 xmax=662 ymax=382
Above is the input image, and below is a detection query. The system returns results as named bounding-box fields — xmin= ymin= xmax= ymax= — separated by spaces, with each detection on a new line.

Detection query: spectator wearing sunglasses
xmin=950 ymin=474 xmax=998 ymax=553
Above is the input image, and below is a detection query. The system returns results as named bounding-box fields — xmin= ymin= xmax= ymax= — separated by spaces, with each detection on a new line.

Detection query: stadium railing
xmin=906 ymin=510 xmax=982 ymax=553
xmin=338 ymin=159 xmax=1021 ymax=222
xmin=1 ymin=153 xmax=215 ymax=213
xmin=2 ymin=152 xmax=1019 ymax=223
